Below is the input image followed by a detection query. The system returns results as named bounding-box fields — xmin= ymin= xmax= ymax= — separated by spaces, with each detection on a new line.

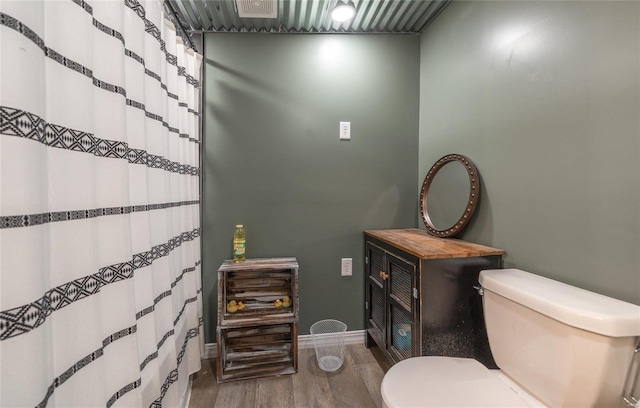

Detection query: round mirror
xmin=420 ymin=154 xmax=479 ymax=238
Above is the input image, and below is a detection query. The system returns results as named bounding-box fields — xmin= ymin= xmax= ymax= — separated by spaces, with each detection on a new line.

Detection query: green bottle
xmin=233 ymin=224 xmax=246 ymax=263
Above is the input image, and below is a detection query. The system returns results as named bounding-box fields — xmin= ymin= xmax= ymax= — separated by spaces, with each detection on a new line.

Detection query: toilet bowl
xmin=381 ymin=269 xmax=640 ymax=408
xmin=381 ymin=356 xmax=545 ymax=407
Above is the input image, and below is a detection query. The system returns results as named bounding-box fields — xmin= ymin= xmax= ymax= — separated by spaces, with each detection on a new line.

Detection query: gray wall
xmin=203 ymin=34 xmax=420 ymax=341
xmin=419 ymin=1 xmax=640 ymax=304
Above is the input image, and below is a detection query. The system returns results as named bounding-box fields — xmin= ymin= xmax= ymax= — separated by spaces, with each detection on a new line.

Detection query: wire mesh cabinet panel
xmin=364 ymin=229 xmax=505 ymax=366
xmin=364 ymin=240 xmax=419 ymax=362
xmin=387 ymin=254 xmax=415 ymax=361
xmin=365 ymin=242 xmax=387 ymax=349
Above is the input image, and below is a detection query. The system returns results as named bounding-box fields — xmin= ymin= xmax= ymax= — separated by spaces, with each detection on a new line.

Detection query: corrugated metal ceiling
xmin=167 ymin=0 xmax=451 ymax=34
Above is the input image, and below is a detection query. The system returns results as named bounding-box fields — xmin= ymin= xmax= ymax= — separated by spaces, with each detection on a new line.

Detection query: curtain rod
xmin=164 ymin=1 xmax=198 ymax=53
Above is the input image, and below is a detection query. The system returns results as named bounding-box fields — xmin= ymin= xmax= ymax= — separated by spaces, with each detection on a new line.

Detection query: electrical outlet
xmin=340 ymin=121 xmax=351 ymax=140
xmin=341 ymin=258 xmax=352 ymax=276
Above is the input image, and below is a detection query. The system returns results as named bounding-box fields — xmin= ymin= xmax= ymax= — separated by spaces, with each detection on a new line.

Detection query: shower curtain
xmin=0 ymin=0 xmax=203 ymax=406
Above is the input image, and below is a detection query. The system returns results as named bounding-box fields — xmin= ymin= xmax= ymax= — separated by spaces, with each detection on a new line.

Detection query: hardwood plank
xmin=348 ymin=345 xmax=391 ymax=408
xmin=292 ymin=348 xmax=336 ymax=408
xmin=326 ymin=348 xmax=377 ymax=408
xmin=213 ymin=376 xmax=257 ymax=407
xmin=360 ymin=344 xmax=392 ymax=373
xmin=191 ymin=344 xmax=390 ymax=408
xmin=255 ymin=375 xmax=295 ymax=408
xmin=189 ymin=359 xmax=219 ymax=408
xmin=364 ymin=229 xmax=505 ymax=259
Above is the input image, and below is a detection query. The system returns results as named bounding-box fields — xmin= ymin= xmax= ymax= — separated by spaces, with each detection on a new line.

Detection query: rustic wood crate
xmin=216 ymin=258 xmax=299 ymax=382
xmin=216 ymin=322 xmax=298 ymax=382
xmin=217 ymin=258 xmax=299 ymax=327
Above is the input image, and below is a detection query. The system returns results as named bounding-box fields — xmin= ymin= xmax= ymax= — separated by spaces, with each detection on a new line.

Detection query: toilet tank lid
xmin=480 ymin=269 xmax=640 ymax=337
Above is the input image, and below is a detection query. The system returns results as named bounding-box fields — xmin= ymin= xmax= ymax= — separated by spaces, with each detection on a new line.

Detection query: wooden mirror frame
xmin=420 ymin=154 xmax=480 ymax=238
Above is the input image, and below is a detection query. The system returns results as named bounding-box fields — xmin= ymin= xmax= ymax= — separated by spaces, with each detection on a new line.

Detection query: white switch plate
xmin=341 ymin=258 xmax=352 ymax=276
xmin=340 ymin=121 xmax=351 ymax=140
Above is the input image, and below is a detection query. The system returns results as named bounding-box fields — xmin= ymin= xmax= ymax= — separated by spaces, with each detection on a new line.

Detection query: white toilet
xmin=381 ymin=268 xmax=640 ymax=407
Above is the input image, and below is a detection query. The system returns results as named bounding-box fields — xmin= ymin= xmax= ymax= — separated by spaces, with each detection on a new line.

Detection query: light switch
xmin=340 ymin=121 xmax=351 ymax=140
xmin=341 ymin=258 xmax=352 ymax=276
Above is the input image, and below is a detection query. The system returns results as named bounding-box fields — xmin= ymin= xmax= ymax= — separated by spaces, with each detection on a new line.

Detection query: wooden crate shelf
xmin=216 ymin=258 xmax=299 ymax=382
xmin=217 ymin=321 xmax=298 ymax=382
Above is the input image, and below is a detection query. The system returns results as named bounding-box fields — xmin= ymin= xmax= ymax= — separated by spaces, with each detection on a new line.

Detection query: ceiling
xmin=166 ymin=0 xmax=451 ymax=34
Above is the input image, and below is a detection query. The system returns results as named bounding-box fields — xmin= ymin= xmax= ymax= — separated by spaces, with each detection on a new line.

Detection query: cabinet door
xmin=387 ymin=253 xmax=415 ymax=361
xmin=365 ymin=243 xmax=386 ymax=348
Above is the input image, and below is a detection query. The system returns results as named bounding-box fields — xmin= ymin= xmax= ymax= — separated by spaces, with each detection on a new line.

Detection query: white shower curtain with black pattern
xmin=0 ymin=0 xmax=203 ymax=406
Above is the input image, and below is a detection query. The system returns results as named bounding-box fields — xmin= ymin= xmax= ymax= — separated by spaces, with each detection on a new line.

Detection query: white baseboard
xmin=204 ymin=342 xmax=216 ymax=359
xmin=202 ymin=329 xmax=366 ymax=359
xmin=298 ymin=329 xmax=366 ymax=349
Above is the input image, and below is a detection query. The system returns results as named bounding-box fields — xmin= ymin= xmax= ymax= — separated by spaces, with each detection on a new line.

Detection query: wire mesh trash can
xmin=310 ymin=319 xmax=347 ymax=372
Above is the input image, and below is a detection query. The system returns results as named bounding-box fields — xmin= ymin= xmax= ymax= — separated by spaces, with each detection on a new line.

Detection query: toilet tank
xmin=479 ymin=269 xmax=640 ymax=408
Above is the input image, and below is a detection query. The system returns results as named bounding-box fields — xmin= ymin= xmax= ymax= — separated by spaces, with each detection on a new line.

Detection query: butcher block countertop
xmin=364 ymin=229 xmax=505 ymax=260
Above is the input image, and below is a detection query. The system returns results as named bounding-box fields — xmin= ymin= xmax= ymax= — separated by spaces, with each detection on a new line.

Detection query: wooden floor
xmin=189 ymin=344 xmax=392 ymax=408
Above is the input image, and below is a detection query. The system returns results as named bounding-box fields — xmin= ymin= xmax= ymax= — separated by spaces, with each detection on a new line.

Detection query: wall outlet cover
xmin=340 ymin=121 xmax=351 ymax=140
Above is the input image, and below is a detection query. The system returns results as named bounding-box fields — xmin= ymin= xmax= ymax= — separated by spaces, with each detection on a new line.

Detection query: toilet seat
xmin=381 ymin=357 xmax=540 ymax=408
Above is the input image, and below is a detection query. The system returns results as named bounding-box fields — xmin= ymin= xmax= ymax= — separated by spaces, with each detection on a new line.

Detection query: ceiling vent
xmin=235 ymin=0 xmax=278 ymax=18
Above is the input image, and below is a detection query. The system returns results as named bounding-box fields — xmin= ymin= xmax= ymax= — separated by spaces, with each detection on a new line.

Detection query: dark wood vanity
xmin=364 ymin=228 xmax=505 ymax=368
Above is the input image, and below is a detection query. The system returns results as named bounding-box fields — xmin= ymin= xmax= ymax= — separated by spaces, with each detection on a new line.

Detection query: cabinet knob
xmin=379 ymin=271 xmax=389 ymax=281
